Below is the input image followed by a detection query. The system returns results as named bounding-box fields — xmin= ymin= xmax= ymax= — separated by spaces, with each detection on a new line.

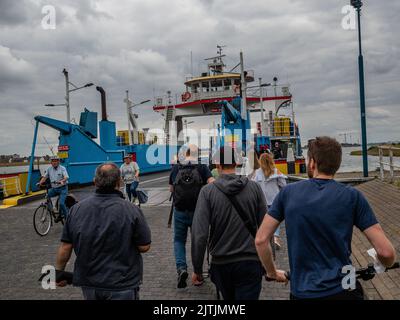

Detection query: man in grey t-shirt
xmin=191 ymin=146 xmax=267 ymax=300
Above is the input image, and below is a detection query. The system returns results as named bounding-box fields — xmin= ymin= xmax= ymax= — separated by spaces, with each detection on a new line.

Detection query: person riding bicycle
xmin=255 ymin=136 xmax=396 ymax=300
xmin=39 ymin=156 xmax=69 ymax=222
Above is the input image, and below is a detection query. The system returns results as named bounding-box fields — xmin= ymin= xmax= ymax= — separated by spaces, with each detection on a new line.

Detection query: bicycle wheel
xmin=33 ymin=204 xmax=52 ymax=236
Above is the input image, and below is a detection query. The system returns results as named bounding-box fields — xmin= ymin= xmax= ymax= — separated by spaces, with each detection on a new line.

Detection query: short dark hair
xmin=212 ymin=146 xmax=241 ymax=168
xmin=94 ymin=163 xmax=121 ymax=190
xmin=308 ymin=136 xmax=342 ymax=175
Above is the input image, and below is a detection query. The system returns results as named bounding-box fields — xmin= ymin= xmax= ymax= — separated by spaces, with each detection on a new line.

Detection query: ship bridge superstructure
xmin=153 ymin=49 xmax=293 ymax=144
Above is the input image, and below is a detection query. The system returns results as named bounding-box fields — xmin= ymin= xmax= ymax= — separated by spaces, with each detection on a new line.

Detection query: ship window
xmin=202 ymin=82 xmax=210 ymax=92
xmin=211 ymin=80 xmax=223 ymax=92
xmin=191 ymin=83 xmax=199 ymax=93
xmin=223 ymin=79 xmax=232 ymax=90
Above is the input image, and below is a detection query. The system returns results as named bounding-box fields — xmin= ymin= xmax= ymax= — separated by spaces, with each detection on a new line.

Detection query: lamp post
xmin=258 ymin=78 xmax=271 ymax=136
xmin=45 ymin=69 xmax=93 ymax=123
xmin=184 ymin=119 xmax=194 ymax=143
xmin=63 ymin=69 xmax=93 ymax=123
xmin=124 ymin=90 xmax=150 ymax=145
xmin=351 ymin=0 xmax=368 ymax=177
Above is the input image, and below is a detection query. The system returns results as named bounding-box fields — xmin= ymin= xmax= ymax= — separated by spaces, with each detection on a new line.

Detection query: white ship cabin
xmin=183 ymin=73 xmax=238 ymax=102
xmin=180 ymin=54 xmax=254 ymax=104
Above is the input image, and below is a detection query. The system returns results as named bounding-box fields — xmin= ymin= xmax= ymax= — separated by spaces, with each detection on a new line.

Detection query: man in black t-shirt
xmin=169 ymin=144 xmax=214 ymax=288
xmin=55 ymin=163 xmax=151 ymax=300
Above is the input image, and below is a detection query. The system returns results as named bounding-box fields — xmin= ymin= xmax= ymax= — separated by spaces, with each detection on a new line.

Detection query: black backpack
xmin=173 ymin=165 xmax=203 ymax=211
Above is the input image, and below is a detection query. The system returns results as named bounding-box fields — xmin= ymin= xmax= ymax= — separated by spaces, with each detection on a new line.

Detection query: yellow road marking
xmin=1 ymin=190 xmax=46 ymax=208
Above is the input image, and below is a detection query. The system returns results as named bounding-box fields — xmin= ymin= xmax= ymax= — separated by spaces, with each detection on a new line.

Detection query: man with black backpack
xmin=169 ymin=144 xmax=214 ymax=288
xmin=191 ymin=146 xmax=268 ymax=300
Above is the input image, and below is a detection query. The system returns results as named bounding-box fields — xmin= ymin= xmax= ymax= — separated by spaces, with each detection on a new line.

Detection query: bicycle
xmin=275 ymin=261 xmax=400 ymax=282
xmin=33 ymin=182 xmax=65 ymax=236
xmin=355 ymin=262 xmax=399 ymax=281
xmin=265 ymin=260 xmax=400 ymax=299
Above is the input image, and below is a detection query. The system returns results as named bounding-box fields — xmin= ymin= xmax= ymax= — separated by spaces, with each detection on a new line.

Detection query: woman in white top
xmin=252 ymin=152 xmax=287 ymax=249
xmin=120 ymin=155 xmax=140 ymax=203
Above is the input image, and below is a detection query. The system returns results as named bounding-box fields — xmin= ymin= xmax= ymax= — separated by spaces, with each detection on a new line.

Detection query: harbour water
xmin=1 ymin=147 xmax=399 ymax=175
xmin=0 ymin=164 xmax=49 ymax=175
xmin=338 ymin=147 xmax=389 ymax=173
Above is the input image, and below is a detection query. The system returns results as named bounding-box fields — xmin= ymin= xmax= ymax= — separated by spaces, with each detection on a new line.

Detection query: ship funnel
xmin=96 ymin=86 xmax=107 ymax=121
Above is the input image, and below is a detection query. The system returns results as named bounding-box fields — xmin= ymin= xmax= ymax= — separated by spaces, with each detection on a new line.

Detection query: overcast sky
xmin=0 ymin=0 xmax=399 ymax=156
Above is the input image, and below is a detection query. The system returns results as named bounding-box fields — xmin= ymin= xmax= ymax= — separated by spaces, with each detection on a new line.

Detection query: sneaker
xmin=177 ymin=269 xmax=188 ymax=289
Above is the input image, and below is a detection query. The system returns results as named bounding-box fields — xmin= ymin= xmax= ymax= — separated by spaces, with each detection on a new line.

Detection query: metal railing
xmin=378 ymin=146 xmax=400 ymax=183
xmin=189 ymin=90 xmax=236 ymax=102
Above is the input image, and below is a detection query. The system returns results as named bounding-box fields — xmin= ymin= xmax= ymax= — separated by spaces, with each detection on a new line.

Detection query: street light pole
xmin=125 ymin=91 xmax=133 ymax=145
xmin=351 ymin=0 xmax=368 ymax=177
xmin=184 ymin=120 xmax=187 ymax=143
xmin=124 ymin=96 xmax=151 ymax=145
xmin=184 ymin=119 xmax=194 ymax=143
xmin=63 ymin=69 xmax=70 ymax=123
xmin=240 ymin=51 xmax=248 ymax=120
xmin=259 ymin=78 xmax=265 ymax=136
xmin=46 ymin=70 xmax=93 ymax=122
xmin=273 ymin=77 xmax=278 ymax=114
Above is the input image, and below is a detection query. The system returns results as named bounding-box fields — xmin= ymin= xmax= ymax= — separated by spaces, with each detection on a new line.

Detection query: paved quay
xmin=0 ymin=175 xmax=398 ymax=300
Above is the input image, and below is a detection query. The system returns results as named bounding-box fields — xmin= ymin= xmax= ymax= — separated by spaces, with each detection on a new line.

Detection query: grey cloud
xmin=1 ymin=0 xmax=400 ymax=156
xmin=0 ymin=0 xmax=34 ymax=25
xmin=0 ymin=46 xmax=36 ymax=91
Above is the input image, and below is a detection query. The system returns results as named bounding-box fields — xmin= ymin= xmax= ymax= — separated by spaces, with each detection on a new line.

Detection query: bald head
xmin=185 ymin=144 xmax=199 ymax=160
xmin=94 ymin=163 xmax=121 ymax=190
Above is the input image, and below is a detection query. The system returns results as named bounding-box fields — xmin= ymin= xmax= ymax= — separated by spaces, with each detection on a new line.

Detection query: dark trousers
xmin=290 ymin=281 xmax=365 ymax=300
xmin=47 ymin=185 xmax=68 ymax=218
xmin=82 ymin=287 xmax=139 ymax=300
xmin=173 ymin=208 xmax=193 ymax=271
xmin=210 ymin=260 xmax=263 ymax=300
xmin=125 ymin=181 xmax=139 ymax=201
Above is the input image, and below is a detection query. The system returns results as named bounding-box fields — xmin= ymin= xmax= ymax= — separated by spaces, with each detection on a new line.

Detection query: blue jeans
xmin=82 ymin=287 xmax=139 ymax=300
xmin=173 ymin=208 xmax=193 ymax=271
xmin=268 ymin=205 xmax=280 ymax=237
xmin=210 ymin=260 xmax=263 ymax=300
xmin=125 ymin=181 xmax=139 ymax=201
xmin=47 ymin=185 xmax=68 ymax=218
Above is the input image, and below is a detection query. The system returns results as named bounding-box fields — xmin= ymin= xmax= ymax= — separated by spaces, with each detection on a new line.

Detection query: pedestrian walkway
xmin=0 ymin=179 xmax=398 ymax=300
xmin=351 ymin=179 xmax=400 ymax=300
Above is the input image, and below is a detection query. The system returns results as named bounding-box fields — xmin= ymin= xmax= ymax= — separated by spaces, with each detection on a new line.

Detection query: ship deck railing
xmin=378 ymin=145 xmax=400 ymax=183
xmin=155 ymin=89 xmax=284 ymax=105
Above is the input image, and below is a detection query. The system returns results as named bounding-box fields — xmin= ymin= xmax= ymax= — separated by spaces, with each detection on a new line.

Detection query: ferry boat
xmin=153 ymin=47 xmax=306 ymax=175
xmin=4 ymin=48 xmax=305 ymax=201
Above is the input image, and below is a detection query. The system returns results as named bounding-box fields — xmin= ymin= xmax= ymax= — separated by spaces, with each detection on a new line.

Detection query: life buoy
xmin=181 ymin=92 xmax=191 ymax=102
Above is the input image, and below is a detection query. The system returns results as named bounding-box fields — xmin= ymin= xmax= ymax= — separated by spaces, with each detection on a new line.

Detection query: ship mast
xmin=205 ymin=45 xmax=226 ymax=75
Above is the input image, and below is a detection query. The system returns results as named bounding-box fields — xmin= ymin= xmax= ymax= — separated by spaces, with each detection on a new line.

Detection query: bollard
xmin=389 ymin=148 xmax=394 ymax=183
xmin=379 ymin=147 xmax=384 ymax=181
